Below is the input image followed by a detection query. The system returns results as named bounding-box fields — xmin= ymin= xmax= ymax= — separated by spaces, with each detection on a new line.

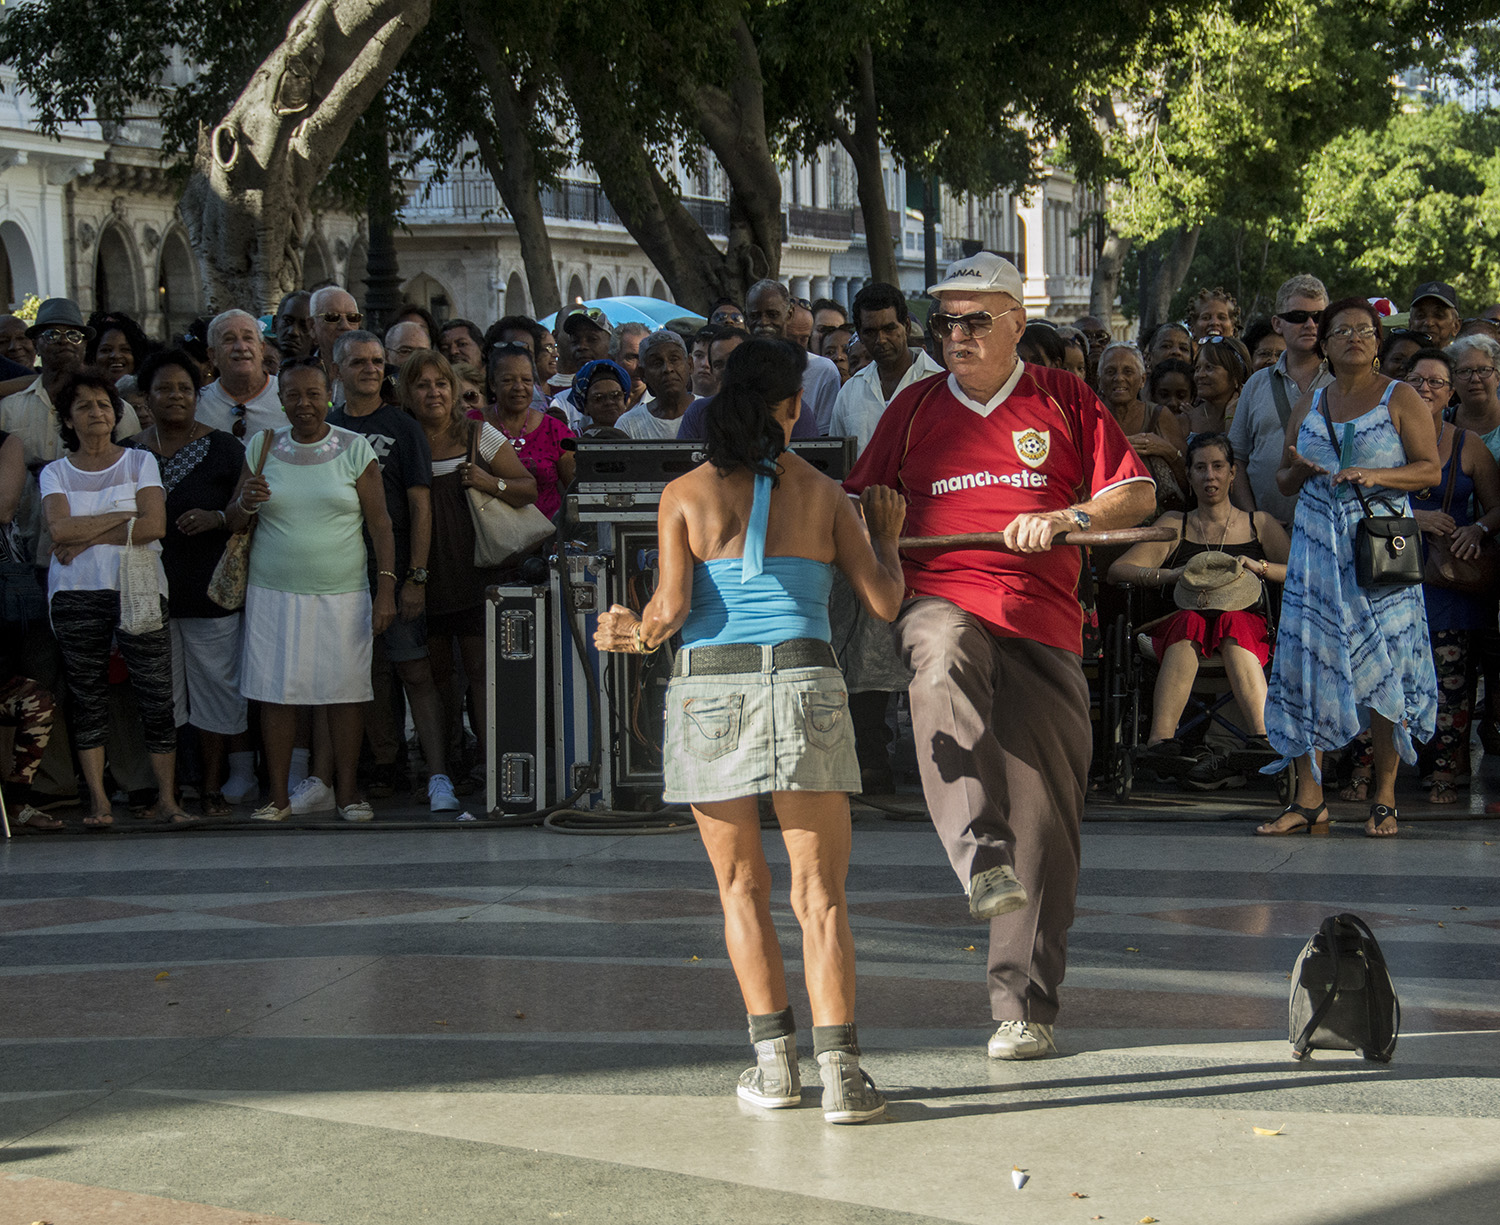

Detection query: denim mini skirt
xmin=662 ymin=648 xmax=860 ymax=803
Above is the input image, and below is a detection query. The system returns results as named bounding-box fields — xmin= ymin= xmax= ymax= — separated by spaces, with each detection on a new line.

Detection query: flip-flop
xmin=82 ymin=812 xmax=114 ymax=827
xmin=1255 ymin=801 xmax=1329 ymax=836
xmin=201 ymin=791 xmax=231 ymax=819
xmin=13 ymin=805 xmax=65 ymax=831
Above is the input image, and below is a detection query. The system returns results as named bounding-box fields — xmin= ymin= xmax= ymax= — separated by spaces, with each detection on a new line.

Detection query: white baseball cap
xmin=927 ymin=252 xmax=1025 ymax=301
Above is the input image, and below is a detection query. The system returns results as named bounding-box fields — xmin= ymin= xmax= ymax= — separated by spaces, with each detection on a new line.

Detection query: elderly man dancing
xmin=846 ymin=255 xmax=1154 ymax=1058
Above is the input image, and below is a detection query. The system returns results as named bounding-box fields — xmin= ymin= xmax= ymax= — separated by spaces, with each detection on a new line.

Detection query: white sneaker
xmin=289 ymin=776 xmax=336 ymax=815
xmin=339 ymin=800 xmax=374 ymax=823
xmin=427 ymin=773 xmax=460 ymax=813
xmin=967 ymin=865 xmax=1028 ymax=920
xmin=987 ymin=1020 xmax=1056 ymax=1060
xmin=249 ymin=802 xmax=290 ymax=822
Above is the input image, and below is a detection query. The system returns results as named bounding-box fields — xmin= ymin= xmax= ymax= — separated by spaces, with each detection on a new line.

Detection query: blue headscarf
xmin=567 ymin=358 xmax=632 ymax=412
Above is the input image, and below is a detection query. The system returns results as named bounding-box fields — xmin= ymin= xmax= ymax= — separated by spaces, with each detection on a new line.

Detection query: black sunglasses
xmin=1276 ymin=309 xmax=1323 ymax=325
xmin=319 ymin=311 xmax=364 ymax=325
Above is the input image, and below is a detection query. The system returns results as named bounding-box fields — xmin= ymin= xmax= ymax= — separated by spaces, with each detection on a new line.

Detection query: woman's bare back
xmin=673 ymin=453 xmax=842 ymax=565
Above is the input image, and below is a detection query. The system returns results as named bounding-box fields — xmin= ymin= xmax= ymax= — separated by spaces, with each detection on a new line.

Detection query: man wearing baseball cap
xmin=845 ymin=252 xmax=1154 ymax=1060
xmin=550 ymin=306 xmax=613 ymax=425
xmin=1409 ymin=282 xmax=1461 ymax=349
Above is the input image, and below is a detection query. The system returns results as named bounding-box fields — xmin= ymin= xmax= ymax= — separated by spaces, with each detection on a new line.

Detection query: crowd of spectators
xmin=2 ymin=264 xmax=1498 ymax=833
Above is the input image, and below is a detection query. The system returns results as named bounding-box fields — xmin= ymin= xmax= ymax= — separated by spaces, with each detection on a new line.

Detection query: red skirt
xmin=1151 ymin=609 xmax=1271 ymax=667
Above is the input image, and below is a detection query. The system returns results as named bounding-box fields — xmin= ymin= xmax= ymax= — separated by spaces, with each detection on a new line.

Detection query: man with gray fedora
xmin=846 ymin=252 xmax=1154 ymax=1060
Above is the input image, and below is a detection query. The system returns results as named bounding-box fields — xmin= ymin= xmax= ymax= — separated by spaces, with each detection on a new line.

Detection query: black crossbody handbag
xmin=1321 ymin=407 xmax=1423 ymax=590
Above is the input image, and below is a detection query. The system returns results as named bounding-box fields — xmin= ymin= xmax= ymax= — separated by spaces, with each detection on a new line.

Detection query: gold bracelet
xmin=378 ymin=570 xmax=397 ymax=581
xmin=632 ymin=623 xmax=657 ymax=655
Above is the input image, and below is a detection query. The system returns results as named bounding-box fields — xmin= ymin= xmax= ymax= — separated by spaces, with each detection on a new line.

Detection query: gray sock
xmin=813 ymin=1023 xmax=859 ymax=1057
xmin=748 ymin=1007 xmax=795 ymax=1045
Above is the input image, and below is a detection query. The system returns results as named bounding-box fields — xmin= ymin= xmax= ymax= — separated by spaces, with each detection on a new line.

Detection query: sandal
xmin=1365 ymin=803 xmax=1399 ymax=838
xmin=82 ymin=811 xmax=114 ymax=827
xmin=1338 ymin=775 xmax=1369 ymax=803
xmin=1427 ymin=779 xmax=1458 ymax=805
xmin=1256 ymin=801 xmax=1330 ymax=836
xmin=13 ymin=804 xmax=65 ymax=831
xmin=201 ymin=791 xmax=231 ymax=819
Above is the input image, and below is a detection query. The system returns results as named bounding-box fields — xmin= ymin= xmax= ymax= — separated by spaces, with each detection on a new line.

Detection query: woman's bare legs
xmin=1367 ymin=712 xmax=1400 ymax=836
xmin=261 ymin=703 xmax=297 ymax=810
xmin=771 ymin=791 xmax=855 ymax=1025
xmin=693 ymin=797 xmax=786 ymax=1014
xmin=1148 ymin=640 xmax=1200 ymax=744
xmin=1219 ymin=640 xmax=1269 ymax=735
xmin=692 ymin=791 xmax=856 ymax=1025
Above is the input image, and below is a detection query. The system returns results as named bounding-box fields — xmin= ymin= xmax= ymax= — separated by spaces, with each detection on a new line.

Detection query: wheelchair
xmin=1095 ymin=579 xmax=1295 ymax=805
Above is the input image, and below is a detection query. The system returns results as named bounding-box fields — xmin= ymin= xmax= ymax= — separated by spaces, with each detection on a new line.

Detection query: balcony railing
xmin=405 ymin=169 xmax=730 ymax=237
xmin=787 ymin=204 xmax=852 ymax=241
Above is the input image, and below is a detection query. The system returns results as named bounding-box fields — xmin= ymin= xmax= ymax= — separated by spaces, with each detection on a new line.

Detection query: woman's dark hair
xmin=1146 ymin=320 xmax=1194 ymax=357
xmin=137 ymin=348 xmax=204 ymax=398
xmin=1241 ymin=317 xmax=1276 ymax=355
xmin=397 ymin=302 xmax=440 ymax=346
xmin=1020 ymin=321 xmax=1067 ymax=367
xmin=179 ymin=316 xmax=213 ymax=364
xmin=704 ymin=337 xmax=806 ymax=484
xmin=487 ymin=340 xmax=537 ymax=377
xmin=483 ymin=315 xmax=545 ymax=363
xmin=277 ymin=355 xmax=329 ymax=392
xmin=85 ymin=310 xmax=153 ymax=369
xmin=1196 ymin=335 xmax=1252 ymax=389
xmin=1316 ymin=297 xmax=1383 ymax=358
xmin=1379 ymin=327 xmax=1430 ymax=365
xmin=1186 ymin=431 xmax=1235 ymax=469
xmin=1147 ymin=357 xmax=1194 ymax=398
xmin=55 ymin=368 xmax=123 ymax=451
xmin=1406 ymin=347 xmax=1454 ymax=377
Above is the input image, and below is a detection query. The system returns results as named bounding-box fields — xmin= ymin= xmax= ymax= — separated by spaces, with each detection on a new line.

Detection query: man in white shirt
xmin=1229 ymin=274 xmax=1332 ymax=525
xmin=616 ymin=331 xmax=694 ymax=439
xmin=746 ymin=280 xmax=841 ymax=433
xmin=197 ymin=310 xmax=283 ymax=439
xmin=829 ymin=282 xmax=943 ymax=457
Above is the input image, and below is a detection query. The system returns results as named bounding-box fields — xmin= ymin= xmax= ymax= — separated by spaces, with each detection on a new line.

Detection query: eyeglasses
xmin=460 ymin=390 xmax=485 ymax=405
xmin=1405 ymin=375 xmax=1452 ymax=390
xmin=1276 ymin=310 xmax=1323 ymax=325
xmin=929 ymin=307 xmax=1020 ymax=340
xmin=319 ymin=311 xmax=364 ymax=325
xmin=1388 ymin=328 xmax=1433 ymax=343
xmin=587 ymin=391 xmax=626 ymax=407
xmin=38 ymin=328 xmax=86 ymax=345
xmin=1328 ymin=325 xmax=1378 ymax=341
xmin=1455 ymin=366 xmax=1498 ymax=381
xmin=390 ymin=346 xmax=422 ymax=359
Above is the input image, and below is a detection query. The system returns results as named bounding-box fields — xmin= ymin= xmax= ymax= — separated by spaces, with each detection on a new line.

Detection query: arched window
xmin=95 ymin=223 xmax=143 ymax=316
xmin=156 ymin=228 xmax=202 ymax=340
xmin=504 ymin=272 xmax=527 ymax=317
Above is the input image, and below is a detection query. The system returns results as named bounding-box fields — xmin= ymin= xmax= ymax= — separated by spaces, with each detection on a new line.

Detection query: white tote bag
xmin=117 ymin=518 xmax=164 ymax=635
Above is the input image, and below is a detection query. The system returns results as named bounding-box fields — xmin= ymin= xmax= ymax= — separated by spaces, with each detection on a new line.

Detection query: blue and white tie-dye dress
xmin=1264 ymin=383 xmax=1437 ymax=773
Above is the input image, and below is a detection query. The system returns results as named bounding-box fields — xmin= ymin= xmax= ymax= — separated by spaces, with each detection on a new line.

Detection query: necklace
xmin=1193 ymin=506 xmax=1234 ymax=550
xmin=497 ymin=409 xmax=534 ymax=441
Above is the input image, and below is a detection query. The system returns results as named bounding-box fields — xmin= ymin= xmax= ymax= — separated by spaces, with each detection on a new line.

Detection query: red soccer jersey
xmin=846 ymin=364 xmax=1152 ymax=654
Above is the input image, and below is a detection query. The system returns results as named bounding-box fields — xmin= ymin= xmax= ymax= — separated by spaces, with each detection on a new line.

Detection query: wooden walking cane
xmin=897 ymin=525 xmax=1180 ymax=551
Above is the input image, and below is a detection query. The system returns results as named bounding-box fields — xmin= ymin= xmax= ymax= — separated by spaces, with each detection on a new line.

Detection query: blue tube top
xmin=678 ymin=470 xmax=834 ymax=646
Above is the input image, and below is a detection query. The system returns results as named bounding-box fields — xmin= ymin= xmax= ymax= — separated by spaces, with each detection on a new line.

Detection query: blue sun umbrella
xmin=538 ymin=296 xmax=706 ymax=330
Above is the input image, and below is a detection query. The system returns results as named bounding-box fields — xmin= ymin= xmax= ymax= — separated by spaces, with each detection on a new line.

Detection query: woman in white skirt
xmin=225 ymin=357 xmax=396 ymax=822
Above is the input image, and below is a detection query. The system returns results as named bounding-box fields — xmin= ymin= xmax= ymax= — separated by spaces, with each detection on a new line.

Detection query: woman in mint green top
xmin=226 ymin=358 xmax=395 ymax=823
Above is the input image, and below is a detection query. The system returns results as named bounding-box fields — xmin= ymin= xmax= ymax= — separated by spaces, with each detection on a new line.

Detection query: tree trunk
xmin=460 ymin=8 xmax=560 ymax=319
xmin=831 ymin=42 xmax=898 ymax=287
xmin=178 ymin=0 xmax=431 ymax=314
xmin=558 ymin=15 xmax=781 ymax=312
xmin=1090 ymin=228 xmax=1131 ymax=321
xmin=1139 ymin=223 xmax=1202 ymax=337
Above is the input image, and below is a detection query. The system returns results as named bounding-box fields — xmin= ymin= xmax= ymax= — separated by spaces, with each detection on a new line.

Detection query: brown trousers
xmin=896 ymin=597 xmax=1087 ymax=1024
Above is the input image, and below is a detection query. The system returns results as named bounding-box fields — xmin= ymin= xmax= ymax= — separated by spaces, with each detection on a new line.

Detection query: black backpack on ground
xmin=1288 ymin=912 xmax=1399 ymax=1063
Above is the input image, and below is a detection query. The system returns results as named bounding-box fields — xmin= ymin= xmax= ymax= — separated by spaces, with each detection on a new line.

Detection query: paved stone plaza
xmin=2 ymin=795 xmax=1497 ymax=1224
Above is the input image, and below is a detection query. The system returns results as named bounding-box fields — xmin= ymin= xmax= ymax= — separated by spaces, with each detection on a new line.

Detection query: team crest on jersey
xmin=1012 ymin=428 xmax=1050 ymax=469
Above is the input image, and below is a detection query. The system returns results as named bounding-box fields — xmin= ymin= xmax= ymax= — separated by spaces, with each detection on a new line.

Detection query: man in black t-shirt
xmin=328 ymin=331 xmax=459 ymax=814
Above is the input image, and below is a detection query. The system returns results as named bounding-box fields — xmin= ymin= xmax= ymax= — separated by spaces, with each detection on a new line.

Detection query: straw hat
xmin=1173 ymin=551 xmax=1263 ymax=612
